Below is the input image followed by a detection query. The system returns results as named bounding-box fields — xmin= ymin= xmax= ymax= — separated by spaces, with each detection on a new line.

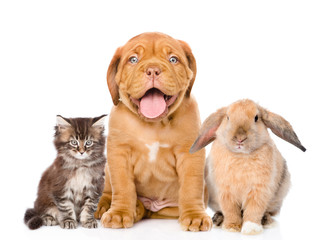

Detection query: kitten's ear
xmin=56 ymin=115 xmax=71 ymax=129
xmin=92 ymin=114 xmax=107 ymax=128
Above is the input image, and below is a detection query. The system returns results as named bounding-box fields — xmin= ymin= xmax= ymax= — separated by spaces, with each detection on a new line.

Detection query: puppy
xmin=94 ymin=32 xmax=211 ymax=231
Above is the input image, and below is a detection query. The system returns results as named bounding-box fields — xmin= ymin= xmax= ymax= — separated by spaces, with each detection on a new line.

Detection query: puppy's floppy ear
xmin=190 ymin=107 xmax=227 ymax=153
xmin=178 ymin=40 xmax=196 ymax=97
xmin=259 ymin=106 xmax=306 ymax=152
xmin=107 ymin=47 xmax=122 ymax=105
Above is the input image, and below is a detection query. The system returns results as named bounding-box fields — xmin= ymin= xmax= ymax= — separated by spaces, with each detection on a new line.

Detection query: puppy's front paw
xmin=101 ymin=209 xmax=134 ymax=229
xmin=241 ymin=221 xmax=263 ymax=235
xmin=60 ymin=219 xmax=77 ymax=229
xmin=180 ymin=212 xmax=212 ymax=232
xmin=82 ymin=219 xmax=98 ymax=228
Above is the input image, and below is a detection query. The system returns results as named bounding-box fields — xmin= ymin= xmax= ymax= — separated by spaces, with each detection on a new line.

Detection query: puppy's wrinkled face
xmin=108 ymin=32 xmax=196 ymax=121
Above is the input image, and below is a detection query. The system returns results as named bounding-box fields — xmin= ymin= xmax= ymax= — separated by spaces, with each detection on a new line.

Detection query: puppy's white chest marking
xmin=145 ymin=142 xmax=169 ymax=162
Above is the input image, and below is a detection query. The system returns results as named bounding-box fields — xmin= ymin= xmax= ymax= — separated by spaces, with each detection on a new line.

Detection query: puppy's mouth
xmin=130 ymin=88 xmax=178 ymax=120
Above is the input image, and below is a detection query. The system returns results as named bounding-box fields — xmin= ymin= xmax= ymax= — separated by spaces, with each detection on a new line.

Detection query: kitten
xmin=24 ymin=115 xmax=106 ymax=230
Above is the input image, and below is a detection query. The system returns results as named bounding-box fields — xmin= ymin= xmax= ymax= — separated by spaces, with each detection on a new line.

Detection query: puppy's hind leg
xmin=145 ymin=207 xmax=179 ymax=219
xmin=135 ymin=199 xmax=147 ymax=222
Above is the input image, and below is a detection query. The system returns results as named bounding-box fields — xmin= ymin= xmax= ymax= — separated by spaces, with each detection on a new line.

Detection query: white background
xmin=0 ymin=1 xmax=314 ymax=240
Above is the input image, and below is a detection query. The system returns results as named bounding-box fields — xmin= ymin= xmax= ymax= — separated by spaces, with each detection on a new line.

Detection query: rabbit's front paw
xmin=241 ymin=221 xmax=263 ymax=235
xmin=222 ymin=222 xmax=242 ymax=232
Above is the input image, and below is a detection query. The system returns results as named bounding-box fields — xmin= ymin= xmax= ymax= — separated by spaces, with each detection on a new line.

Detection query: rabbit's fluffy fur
xmin=190 ymin=99 xmax=306 ymax=235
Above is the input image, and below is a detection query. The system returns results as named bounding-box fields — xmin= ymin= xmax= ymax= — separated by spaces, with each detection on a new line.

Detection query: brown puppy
xmin=95 ymin=32 xmax=211 ymax=231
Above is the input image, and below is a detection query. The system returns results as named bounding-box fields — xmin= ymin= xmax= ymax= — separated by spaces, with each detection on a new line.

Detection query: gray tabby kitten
xmin=24 ymin=115 xmax=106 ymax=230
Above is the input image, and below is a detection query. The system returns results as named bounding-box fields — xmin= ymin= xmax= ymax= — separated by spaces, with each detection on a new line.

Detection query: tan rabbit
xmin=190 ymin=99 xmax=306 ymax=235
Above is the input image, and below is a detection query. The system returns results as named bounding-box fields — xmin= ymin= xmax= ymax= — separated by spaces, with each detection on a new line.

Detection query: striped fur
xmin=24 ymin=115 xmax=106 ymax=230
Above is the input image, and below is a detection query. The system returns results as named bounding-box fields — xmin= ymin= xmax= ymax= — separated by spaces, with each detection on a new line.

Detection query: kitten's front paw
xmin=180 ymin=211 xmax=212 ymax=232
xmin=60 ymin=219 xmax=77 ymax=229
xmin=241 ymin=221 xmax=263 ymax=235
xmin=43 ymin=216 xmax=57 ymax=226
xmin=101 ymin=208 xmax=134 ymax=229
xmin=82 ymin=219 xmax=98 ymax=228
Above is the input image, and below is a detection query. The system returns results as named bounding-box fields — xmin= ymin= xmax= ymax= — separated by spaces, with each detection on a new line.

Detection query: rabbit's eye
xmin=255 ymin=115 xmax=258 ymax=122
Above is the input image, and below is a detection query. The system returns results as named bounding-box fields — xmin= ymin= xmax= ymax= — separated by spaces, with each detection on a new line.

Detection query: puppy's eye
xmin=169 ymin=56 xmax=178 ymax=64
xmin=129 ymin=56 xmax=138 ymax=64
xmin=70 ymin=140 xmax=78 ymax=147
xmin=255 ymin=115 xmax=259 ymax=122
xmin=85 ymin=140 xmax=93 ymax=147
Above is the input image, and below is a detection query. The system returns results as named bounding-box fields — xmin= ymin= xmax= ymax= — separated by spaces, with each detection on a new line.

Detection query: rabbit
xmin=190 ymin=99 xmax=306 ymax=235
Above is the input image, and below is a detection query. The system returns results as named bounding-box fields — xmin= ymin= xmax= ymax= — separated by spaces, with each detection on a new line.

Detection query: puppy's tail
xmin=24 ymin=208 xmax=43 ymax=230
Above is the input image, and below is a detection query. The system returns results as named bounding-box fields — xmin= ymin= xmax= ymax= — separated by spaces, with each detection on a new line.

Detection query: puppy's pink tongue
xmin=140 ymin=89 xmax=166 ymax=119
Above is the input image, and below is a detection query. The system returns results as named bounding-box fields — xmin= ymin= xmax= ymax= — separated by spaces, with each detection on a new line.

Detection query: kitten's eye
xmin=129 ymin=56 xmax=138 ymax=64
xmin=85 ymin=140 xmax=93 ymax=147
xmin=70 ymin=140 xmax=78 ymax=147
xmin=255 ymin=115 xmax=259 ymax=122
xmin=169 ymin=56 xmax=178 ymax=64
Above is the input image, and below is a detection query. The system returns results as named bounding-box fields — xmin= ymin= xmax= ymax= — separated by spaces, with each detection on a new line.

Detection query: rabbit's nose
xmin=234 ymin=128 xmax=247 ymax=143
xmin=236 ymin=136 xmax=247 ymax=143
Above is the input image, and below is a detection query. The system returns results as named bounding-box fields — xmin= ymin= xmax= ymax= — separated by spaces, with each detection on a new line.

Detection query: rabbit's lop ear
xmin=190 ymin=107 xmax=227 ymax=153
xmin=259 ymin=106 xmax=306 ymax=152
